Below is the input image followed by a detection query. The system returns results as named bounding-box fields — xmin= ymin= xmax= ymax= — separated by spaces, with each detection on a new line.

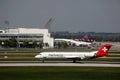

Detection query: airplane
xmin=55 ymin=38 xmax=92 ymax=46
xmin=35 ymin=44 xmax=112 ymax=63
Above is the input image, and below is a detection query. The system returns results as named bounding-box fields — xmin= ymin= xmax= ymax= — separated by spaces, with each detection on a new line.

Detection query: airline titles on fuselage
xmin=48 ymin=54 xmax=63 ymax=57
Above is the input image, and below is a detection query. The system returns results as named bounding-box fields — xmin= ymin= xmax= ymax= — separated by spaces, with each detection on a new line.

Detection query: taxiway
xmin=0 ymin=61 xmax=120 ymax=67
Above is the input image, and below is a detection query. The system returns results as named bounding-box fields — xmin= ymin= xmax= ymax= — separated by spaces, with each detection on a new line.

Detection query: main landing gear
xmin=73 ymin=59 xmax=77 ymax=63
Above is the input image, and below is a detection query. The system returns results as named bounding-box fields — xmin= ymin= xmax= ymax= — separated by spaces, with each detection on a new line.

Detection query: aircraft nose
xmin=35 ymin=55 xmax=40 ymax=58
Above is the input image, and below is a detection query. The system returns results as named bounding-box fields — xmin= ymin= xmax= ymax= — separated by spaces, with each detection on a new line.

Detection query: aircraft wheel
xmin=42 ymin=59 xmax=44 ymax=63
xmin=73 ymin=59 xmax=76 ymax=63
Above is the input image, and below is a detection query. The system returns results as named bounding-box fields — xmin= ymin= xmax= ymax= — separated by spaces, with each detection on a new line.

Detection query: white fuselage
xmin=35 ymin=51 xmax=97 ymax=60
xmin=55 ymin=38 xmax=92 ymax=46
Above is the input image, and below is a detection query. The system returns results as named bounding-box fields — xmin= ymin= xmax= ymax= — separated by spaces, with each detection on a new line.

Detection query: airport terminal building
xmin=0 ymin=28 xmax=54 ymax=48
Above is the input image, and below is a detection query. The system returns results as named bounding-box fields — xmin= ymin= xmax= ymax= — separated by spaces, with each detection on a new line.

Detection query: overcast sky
xmin=0 ymin=0 xmax=120 ymax=32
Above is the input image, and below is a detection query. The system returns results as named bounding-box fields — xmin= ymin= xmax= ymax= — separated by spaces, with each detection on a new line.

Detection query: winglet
xmin=96 ymin=44 xmax=112 ymax=57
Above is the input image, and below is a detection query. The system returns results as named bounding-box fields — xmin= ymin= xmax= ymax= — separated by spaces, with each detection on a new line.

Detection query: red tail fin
xmin=96 ymin=44 xmax=112 ymax=57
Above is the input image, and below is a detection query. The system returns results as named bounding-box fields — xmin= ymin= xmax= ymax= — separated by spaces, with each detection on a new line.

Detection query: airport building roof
xmin=4 ymin=28 xmax=49 ymax=34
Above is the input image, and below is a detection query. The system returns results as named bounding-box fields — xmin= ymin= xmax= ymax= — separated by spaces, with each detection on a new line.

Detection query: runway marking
xmin=0 ymin=63 xmax=120 ymax=67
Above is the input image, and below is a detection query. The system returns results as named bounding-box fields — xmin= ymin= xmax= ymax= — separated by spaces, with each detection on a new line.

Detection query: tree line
xmin=0 ymin=40 xmax=49 ymax=48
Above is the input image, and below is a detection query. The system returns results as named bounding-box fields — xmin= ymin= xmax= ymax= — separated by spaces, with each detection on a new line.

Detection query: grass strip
xmin=0 ymin=66 xmax=120 ymax=80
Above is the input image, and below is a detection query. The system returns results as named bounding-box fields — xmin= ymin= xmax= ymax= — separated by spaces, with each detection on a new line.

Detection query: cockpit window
xmin=39 ymin=53 xmax=42 ymax=55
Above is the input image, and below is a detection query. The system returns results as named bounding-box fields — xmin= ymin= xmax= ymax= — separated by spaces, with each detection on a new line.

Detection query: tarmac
xmin=0 ymin=61 xmax=120 ymax=67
